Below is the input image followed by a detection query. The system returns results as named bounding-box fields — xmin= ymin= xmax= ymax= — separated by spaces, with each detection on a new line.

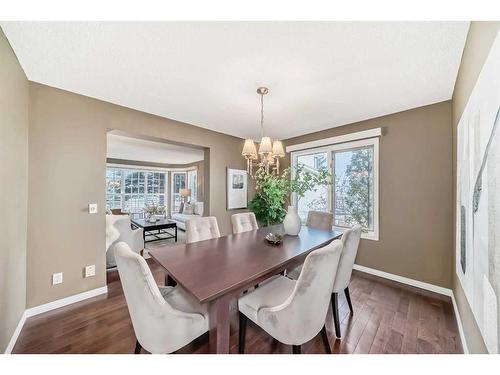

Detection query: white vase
xmin=283 ymin=205 xmax=301 ymax=236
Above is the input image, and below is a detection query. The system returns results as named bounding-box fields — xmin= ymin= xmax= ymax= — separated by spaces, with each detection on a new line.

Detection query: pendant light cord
xmin=260 ymin=92 xmax=264 ymax=138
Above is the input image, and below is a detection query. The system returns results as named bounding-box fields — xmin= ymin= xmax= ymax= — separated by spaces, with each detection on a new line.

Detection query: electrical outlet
xmin=52 ymin=272 xmax=63 ymax=285
xmin=84 ymin=265 xmax=96 ymax=278
xmin=88 ymin=203 xmax=98 ymax=214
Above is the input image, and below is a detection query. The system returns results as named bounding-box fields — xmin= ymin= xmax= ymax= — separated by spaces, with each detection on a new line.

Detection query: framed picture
xmin=226 ymin=168 xmax=248 ymax=210
xmin=456 ymin=31 xmax=500 ymax=353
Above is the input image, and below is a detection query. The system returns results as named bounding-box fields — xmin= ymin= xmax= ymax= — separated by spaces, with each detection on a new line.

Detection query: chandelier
xmin=242 ymin=87 xmax=285 ymax=177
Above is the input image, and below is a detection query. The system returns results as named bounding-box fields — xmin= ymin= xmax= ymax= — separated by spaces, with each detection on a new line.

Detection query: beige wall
xmin=27 ymin=82 xmax=247 ymax=308
xmin=0 ymin=29 xmax=28 ymax=351
xmin=283 ymin=101 xmax=453 ymax=288
xmin=451 ymin=21 xmax=500 ymax=354
xmin=9 ymin=21 xmax=499 ymax=353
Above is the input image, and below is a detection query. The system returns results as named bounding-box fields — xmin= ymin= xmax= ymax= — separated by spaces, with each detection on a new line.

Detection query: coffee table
xmin=131 ymin=218 xmax=178 ymax=243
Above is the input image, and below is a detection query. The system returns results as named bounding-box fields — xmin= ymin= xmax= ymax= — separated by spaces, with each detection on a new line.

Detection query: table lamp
xmin=180 ymin=188 xmax=192 ymax=203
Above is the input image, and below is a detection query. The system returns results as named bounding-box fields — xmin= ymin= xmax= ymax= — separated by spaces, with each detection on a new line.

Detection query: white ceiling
xmin=106 ymin=134 xmax=204 ymax=164
xmin=2 ymin=22 xmax=469 ymax=140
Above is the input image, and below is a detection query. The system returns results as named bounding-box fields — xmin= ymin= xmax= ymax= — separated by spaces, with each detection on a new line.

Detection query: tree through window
xmin=291 ymin=137 xmax=379 ymax=240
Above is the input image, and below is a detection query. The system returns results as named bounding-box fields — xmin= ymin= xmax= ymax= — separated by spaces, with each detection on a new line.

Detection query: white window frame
xmin=105 ymin=165 xmax=168 ymax=217
xmin=291 ymin=136 xmax=379 ymax=241
xmin=187 ymin=169 xmax=198 ymax=203
xmin=171 ymin=171 xmax=188 ymax=214
xmin=291 ymin=145 xmax=333 ymax=214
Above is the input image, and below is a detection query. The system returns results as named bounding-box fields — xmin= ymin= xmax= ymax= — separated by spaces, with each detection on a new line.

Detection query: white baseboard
xmin=25 ymin=286 xmax=108 ymax=318
xmin=6 ymin=267 xmax=469 ymax=354
xmin=353 ymin=264 xmax=452 ymax=296
xmin=4 ymin=310 xmax=27 ymax=354
xmin=450 ymin=292 xmax=469 ymax=354
xmin=353 ymin=264 xmax=469 ymax=354
xmin=4 ymin=286 xmax=108 ymax=354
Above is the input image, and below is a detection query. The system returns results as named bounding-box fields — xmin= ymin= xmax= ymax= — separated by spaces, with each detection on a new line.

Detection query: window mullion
xmin=331 ymin=150 xmax=336 ymax=226
xmin=121 ymin=170 xmax=125 ymax=211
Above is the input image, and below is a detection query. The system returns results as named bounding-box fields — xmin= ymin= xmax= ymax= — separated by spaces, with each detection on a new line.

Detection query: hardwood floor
xmin=13 ymin=260 xmax=463 ymax=354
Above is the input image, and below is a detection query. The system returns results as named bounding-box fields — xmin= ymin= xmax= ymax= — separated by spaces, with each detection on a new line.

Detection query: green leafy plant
xmin=248 ymin=169 xmax=288 ymax=226
xmin=285 ymin=164 xmax=332 ymax=204
xmin=248 ymin=164 xmax=332 ymax=226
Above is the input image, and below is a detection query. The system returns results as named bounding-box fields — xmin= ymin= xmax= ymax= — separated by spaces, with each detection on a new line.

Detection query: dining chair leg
xmin=320 ymin=325 xmax=332 ymax=354
xmin=238 ymin=312 xmax=247 ymax=354
xmin=134 ymin=339 xmax=142 ymax=354
xmin=292 ymin=345 xmax=301 ymax=354
xmin=344 ymin=287 xmax=353 ymax=314
xmin=331 ymin=292 xmax=341 ymax=338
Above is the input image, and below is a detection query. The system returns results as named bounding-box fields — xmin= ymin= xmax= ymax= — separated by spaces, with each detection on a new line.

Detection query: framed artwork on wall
xmin=456 ymin=30 xmax=500 ymax=354
xmin=226 ymin=168 xmax=248 ymax=210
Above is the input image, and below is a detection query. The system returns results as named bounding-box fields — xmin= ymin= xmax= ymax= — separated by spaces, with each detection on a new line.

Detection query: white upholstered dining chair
xmin=237 ymin=239 xmax=343 ymax=354
xmin=114 ymin=242 xmax=209 ymax=354
xmin=231 ymin=212 xmax=258 ymax=234
xmin=185 ymin=216 xmax=221 ymax=244
xmin=306 ymin=210 xmax=334 ymax=230
xmin=331 ymin=224 xmax=362 ymax=338
xmin=287 ymin=210 xmax=334 ymax=280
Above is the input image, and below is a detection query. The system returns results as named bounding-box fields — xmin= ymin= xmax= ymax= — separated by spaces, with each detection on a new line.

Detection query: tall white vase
xmin=283 ymin=205 xmax=301 ymax=236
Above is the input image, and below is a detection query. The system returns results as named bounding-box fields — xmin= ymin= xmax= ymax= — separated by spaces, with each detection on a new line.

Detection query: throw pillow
xmin=183 ymin=203 xmax=194 ymax=215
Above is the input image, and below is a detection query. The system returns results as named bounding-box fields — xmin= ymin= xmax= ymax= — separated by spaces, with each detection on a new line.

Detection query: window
xmin=333 ymin=144 xmax=374 ymax=231
xmin=314 ymin=154 xmax=327 ymax=169
xmin=187 ymin=169 xmax=198 ymax=202
xmin=171 ymin=172 xmax=187 ymax=213
xmin=296 ymin=151 xmax=329 ymax=220
xmin=106 ymin=166 xmax=167 ymax=218
xmin=291 ymin=137 xmax=379 ymax=240
xmin=106 ymin=168 xmax=123 ymax=209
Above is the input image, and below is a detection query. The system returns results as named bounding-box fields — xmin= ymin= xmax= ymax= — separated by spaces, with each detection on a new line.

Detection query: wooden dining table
xmin=148 ymin=225 xmax=342 ymax=354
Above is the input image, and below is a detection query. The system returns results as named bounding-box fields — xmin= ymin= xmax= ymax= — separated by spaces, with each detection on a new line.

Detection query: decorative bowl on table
xmin=265 ymin=233 xmax=283 ymax=245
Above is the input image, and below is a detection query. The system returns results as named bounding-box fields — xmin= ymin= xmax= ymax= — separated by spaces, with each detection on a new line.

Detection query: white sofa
xmin=171 ymin=202 xmax=204 ymax=230
xmin=106 ymin=215 xmax=144 ymax=268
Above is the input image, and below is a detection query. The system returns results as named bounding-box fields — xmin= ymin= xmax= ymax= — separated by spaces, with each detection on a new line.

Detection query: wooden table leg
xmin=208 ymin=295 xmax=231 ymax=354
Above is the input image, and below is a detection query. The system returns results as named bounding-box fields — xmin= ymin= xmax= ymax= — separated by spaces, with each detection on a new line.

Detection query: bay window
xmin=106 ymin=166 xmax=167 ymax=218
